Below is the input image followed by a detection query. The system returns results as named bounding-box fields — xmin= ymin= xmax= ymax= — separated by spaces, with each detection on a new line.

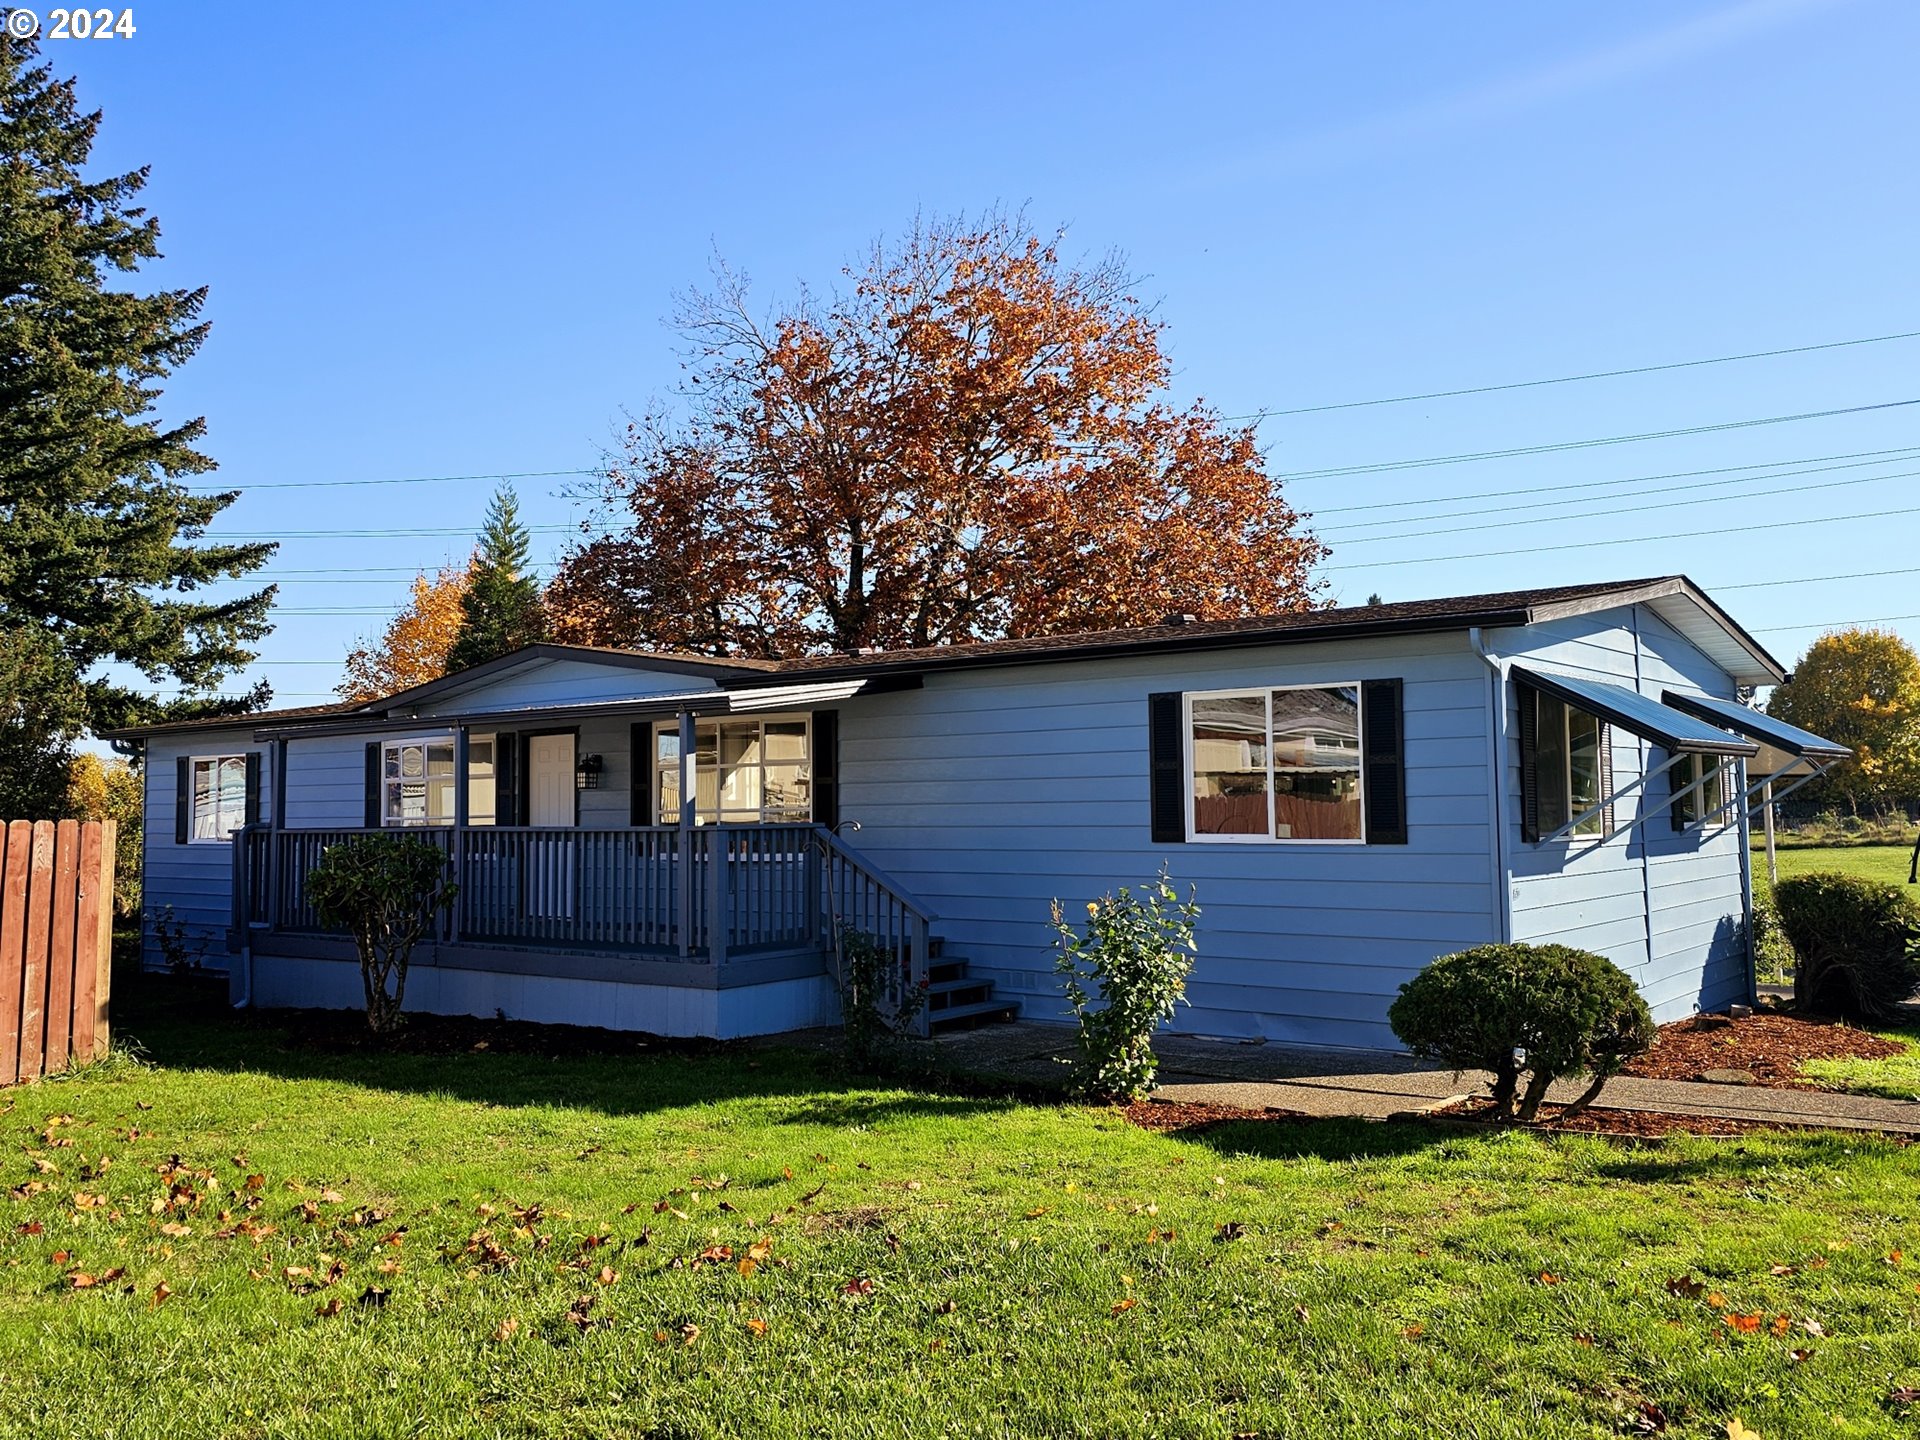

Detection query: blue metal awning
xmin=1660 ymin=691 xmax=1852 ymax=761
xmin=1512 ymin=667 xmax=1760 ymax=756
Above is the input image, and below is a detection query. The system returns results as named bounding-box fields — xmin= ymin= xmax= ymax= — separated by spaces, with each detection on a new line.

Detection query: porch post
xmin=450 ymin=728 xmax=468 ymax=944
xmin=1762 ymin=777 xmax=1777 ymax=888
xmin=677 ymin=709 xmax=696 ymax=959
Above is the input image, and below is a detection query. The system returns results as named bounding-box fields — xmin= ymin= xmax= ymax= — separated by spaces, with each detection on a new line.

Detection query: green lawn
xmin=1755 ymin=843 xmax=1916 ymax=901
xmin=7 ymin=984 xmax=1920 ymax=1438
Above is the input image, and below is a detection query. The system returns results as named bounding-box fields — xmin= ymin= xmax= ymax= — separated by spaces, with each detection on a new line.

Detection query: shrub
xmin=834 ymin=925 xmax=927 ymax=1064
xmin=1774 ymin=872 xmax=1920 ymax=1020
xmin=147 ymin=904 xmax=207 ymax=974
xmin=1748 ymin=893 xmax=1796 ymax=986
xmin=1051 ymin=871 xmax=1199 ymax=1101
xmin=1388 ymin=943 xmax=1655 ymax=1121
xmin=306 ymin=835 xmax=457 ymax=1034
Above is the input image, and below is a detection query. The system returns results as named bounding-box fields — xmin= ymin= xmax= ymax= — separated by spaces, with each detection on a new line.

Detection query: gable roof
xmin=100 ymin=576 xmax=1785 ymax=740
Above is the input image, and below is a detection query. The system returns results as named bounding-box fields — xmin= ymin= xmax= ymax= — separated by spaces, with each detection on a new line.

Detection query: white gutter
xmin=1468 ymin=628 xmax=1513 ymax=943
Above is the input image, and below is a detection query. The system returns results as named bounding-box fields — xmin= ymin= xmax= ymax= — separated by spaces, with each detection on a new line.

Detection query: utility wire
xmin=1752 ymin=613 xmax=1920 ymax=634
xmin=183 ymin=467 xmax=601 ymax=494
xmin=1333 ymin=463 xmax=1920 ymax=548
xmin=1222 ymin=328 xmax=1920 ymax=422
xmin=1322 ymin=501 xmax=1920 ymax=572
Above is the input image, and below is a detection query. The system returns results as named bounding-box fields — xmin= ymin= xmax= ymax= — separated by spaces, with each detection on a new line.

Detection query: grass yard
xmin=1754 ymin=843 xmax=1916 ymax=901
xmin=7 ymin=985 xmax=1920 ymax=1438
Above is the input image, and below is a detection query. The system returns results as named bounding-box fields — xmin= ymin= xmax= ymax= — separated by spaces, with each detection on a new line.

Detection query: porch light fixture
xmin=574 ymin=753 xmax=604 ymax=790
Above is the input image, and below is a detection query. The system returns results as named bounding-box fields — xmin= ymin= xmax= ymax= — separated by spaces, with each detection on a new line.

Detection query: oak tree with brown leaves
xmin=337 ymin=561 xmax=472 ymax=704
xmin=546 ymin=214 xmax=1326 ymax=657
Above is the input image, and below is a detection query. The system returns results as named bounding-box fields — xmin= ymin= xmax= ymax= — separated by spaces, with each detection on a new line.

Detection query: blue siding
xmin=838 ymin=633 xmax=1501 ymax=1050
xmin=140 ymin=728 xmax=270 ymax=973
xmin=1496 ymin=603 xmax=1749 ymax=1023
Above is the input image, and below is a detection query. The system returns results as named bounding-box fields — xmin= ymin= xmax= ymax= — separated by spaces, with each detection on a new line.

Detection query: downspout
xmin=1632 ymin=607 xmax=1657 ymax=988
xmin=1468 ymin=628 xmax=1512 ymax=943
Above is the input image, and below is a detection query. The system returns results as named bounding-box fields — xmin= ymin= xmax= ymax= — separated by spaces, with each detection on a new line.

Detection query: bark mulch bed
xmin=1122 ymin=1100 xmax=1309 ymax=1133
xmin=1433 ymin=1096 xmax=1757 ymax=1139
xmin=1621 ymin=1012 xmax=1907 ymax=1088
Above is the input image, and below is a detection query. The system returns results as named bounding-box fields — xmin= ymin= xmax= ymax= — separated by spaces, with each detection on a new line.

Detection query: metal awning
xmin=1660 ymin=690 xmax=1851 ymax=770
xmin=1512 ymin=667 xmax=1759 ymax=757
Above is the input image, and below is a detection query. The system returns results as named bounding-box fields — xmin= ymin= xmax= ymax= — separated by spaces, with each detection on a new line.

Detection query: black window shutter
xmin=812 ymin=710 xmax=840 ymax=831
xmin=494 ymin=733 xmax=521 ymax=827
xmin=1361 ymin=678 xmax=1408 ymax=845
xmin=1518 ymin=683 xmax=1540 ymax=843
xmin=243 ymin=752 xmax=262 ymax=828
xmin=1670 ymin=750 xmax=1688 ymax=832
xmin=364 ymin=742 xmax=382 ymax=829
xmin=174 ymin=757 xmax=190 ymax=844
xmin=1147 ymin=692 xmax=1186 ymax=844
xmin=630 ymin=723 xmax=651 ymax=826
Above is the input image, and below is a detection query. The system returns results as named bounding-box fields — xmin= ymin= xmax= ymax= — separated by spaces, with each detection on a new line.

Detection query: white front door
xmin=527 ymin=734 xmax=576 ymax=827
xmin=525 ymin=733 xmax=575 ymax=919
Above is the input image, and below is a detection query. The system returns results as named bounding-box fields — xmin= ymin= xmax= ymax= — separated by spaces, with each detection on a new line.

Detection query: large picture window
xmin=1672 ymin=753 xmax=1726 ymax=825
xmin=189 ymin=755 xmax=249 ymax=842
xmin=653 ymin=716 xmax=811 ymax=825
xmin=1187 ymin=686 xmax=1364 ymax=842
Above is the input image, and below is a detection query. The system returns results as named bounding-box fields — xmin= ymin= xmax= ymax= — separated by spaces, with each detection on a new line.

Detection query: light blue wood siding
xmin=1497 ymin=604 xmax=1749 ymax=1022
xmin=140 ymin=727 xmax=269 ymax=973
xmin=837 ymin=633 xmax=1502 ymax=1050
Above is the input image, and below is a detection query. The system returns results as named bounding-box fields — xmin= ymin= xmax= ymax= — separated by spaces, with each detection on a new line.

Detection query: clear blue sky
xmin=61 ymin=0 xmax=1920 ymax=705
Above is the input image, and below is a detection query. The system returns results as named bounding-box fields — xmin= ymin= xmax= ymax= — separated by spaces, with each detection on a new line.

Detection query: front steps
xmin=924 ymin=937 xmax=1018 ymax=1033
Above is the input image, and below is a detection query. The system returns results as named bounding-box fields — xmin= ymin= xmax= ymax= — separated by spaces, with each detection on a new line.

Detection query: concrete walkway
xmin=933 ymin=1022 xmax=1920 ymax=1135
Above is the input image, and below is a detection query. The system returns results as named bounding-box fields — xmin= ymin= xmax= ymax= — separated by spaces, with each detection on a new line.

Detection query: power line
xmin=1315 ymin=446 xmax=1920 ymax=527
xmin=1323 ymin=501 xmax=1920 ymax=572
xmin=184 ymin=467 xmax=601 ymax=494
xmin=1278 ymin=400 xmax=1920 ymax=483
xmin=1333 ymin=463 xmax=1920 ymax=548
xmin=1223 ymin=328 xmax=1920 ymax=422
xmin=1753 ymin=613 xmax=1920 ymax=634
xmin=1718 ymin=565 xmax=1920 ymax=591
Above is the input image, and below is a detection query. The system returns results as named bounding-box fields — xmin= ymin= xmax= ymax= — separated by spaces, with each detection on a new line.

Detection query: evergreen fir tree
xmin=446 ymin=485 xmax=545 ymax=672
xmin=0 ymin=36 xmax=275 ymax=803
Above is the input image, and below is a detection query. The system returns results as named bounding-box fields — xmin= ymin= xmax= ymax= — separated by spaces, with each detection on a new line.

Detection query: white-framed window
xmin=652 ymin=715 xmax=811 ymax=825
xmin=1672 ymin=753 xmax=1727 ymax=825
xmin=189 ymin=755 xmax=249 ymax=843
xmin=467 ymin=732 xmax=498 ymax=825
xmin=1524 ymin=690 xmax=1608 ymax=839
xmin=381 ymin=736 xmax=456 ymax=826
xmin=1186 ymin=685 xmax=1365 ymax=843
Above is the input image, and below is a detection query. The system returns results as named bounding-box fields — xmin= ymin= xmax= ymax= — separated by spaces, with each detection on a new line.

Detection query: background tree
xmin=545 ymin=212 xmax=1326 ymax=658
xmin=1767 ymin=628 xmax=1920 ymax=814
xmin=66 ymin=751 xmax=142 ymax=917
xmin=0 ymin=36 xmax=275 ymax=805
xmin=446 ymin=484 xmax=546 ymax=672
xmin=337 ymin=562 xmax=471 ymax=704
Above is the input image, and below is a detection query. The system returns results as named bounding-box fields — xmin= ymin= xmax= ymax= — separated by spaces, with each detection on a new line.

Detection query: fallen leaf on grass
xmin=1666 ymin=1275 xmax=1707 ymax=1299
xmin=595 ymin=1265 xmax=617 ymax=1286
xmin=1215 ymin=1222 xmax=1246 ymax=1243
xmin=315 ymin=1297 xmax=343 ymax=1318
xmin=1803 ymin=1319 xmax=1826 ymax=1338
xmin=745 ymin=1317 xmax=768 ymax=1337
xmin=68 ymin=1272 xmax=99 ymax=1289
xmin=150 ymin=1282 xmax=171 ymax=1308
xmin=1726 ymin=1419 xmax=1761 ymax=1440
xmin=1538 ymin=1271 xmax=1559 ymax=1286
xmin=16 ymin=1221 xmax=41 ymax=1236
xmin=1705 ymin=1292 xmax=1728 ymax=1310
xmin=1724 ymin=1313 xmax=1764 ymax=1334
xmin=842 ymin=1277 xmax=874 ymax=1297
xmin=377 ymin=1258 xmax=402 ymax=1276
xmin=1768 ymin=1264 xmax=1796 ymax=1277
xmin=158 ymin=1222 xmax=190 ymax=1238
xmin=1402 ymin=1323 xmax=1425 ymax=1339
xmin=1110 ymin=1298 xmax=1138 ymax=1316
xmin=493 ymin=1317 xmax=518 ymax=1342
xmin=680 ymin=1323 xmax=700 ymax=1347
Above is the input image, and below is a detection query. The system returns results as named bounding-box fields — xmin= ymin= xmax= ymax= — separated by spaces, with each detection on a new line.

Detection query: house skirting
xmin=244 ymin=940 xmax=841 ymax=1039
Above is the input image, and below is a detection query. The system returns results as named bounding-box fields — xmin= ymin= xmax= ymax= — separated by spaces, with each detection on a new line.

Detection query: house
xmin=103 ymin=575 xmax=1849 ymax=1049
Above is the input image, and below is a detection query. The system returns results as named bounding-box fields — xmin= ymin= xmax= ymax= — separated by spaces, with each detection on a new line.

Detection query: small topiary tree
xmin=306 ymin=835 xmax=457 ymax=1034
xmin=1775 ymin=872 xmax=1920 ymax=1019
xmin=1051 ymin=871 xmax=1199 ymax=1101
xmin=1388 ymin=943 xmax=1655 ymax=1121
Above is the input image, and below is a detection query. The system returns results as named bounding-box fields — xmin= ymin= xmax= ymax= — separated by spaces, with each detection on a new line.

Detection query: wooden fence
xmin=0 ymin=820 xmax=115 ymax=1085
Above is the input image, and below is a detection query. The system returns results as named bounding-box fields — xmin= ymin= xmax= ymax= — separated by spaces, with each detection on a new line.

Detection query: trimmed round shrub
xmin=1774 ymin=872 xmax=1920 ymax=1020
xmin=1387 ymin=943 xmax=1655 ymax=1121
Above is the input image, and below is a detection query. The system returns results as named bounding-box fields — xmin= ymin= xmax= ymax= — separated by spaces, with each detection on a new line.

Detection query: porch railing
xmin=232 ymin=823 xmax=934 ymax=1021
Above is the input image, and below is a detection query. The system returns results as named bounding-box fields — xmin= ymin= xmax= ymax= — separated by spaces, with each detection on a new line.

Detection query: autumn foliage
xmin=337 ymin=561 xmax=472 ymax=703
xmin=546 ymin=214 xmax=1327 ymax=657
